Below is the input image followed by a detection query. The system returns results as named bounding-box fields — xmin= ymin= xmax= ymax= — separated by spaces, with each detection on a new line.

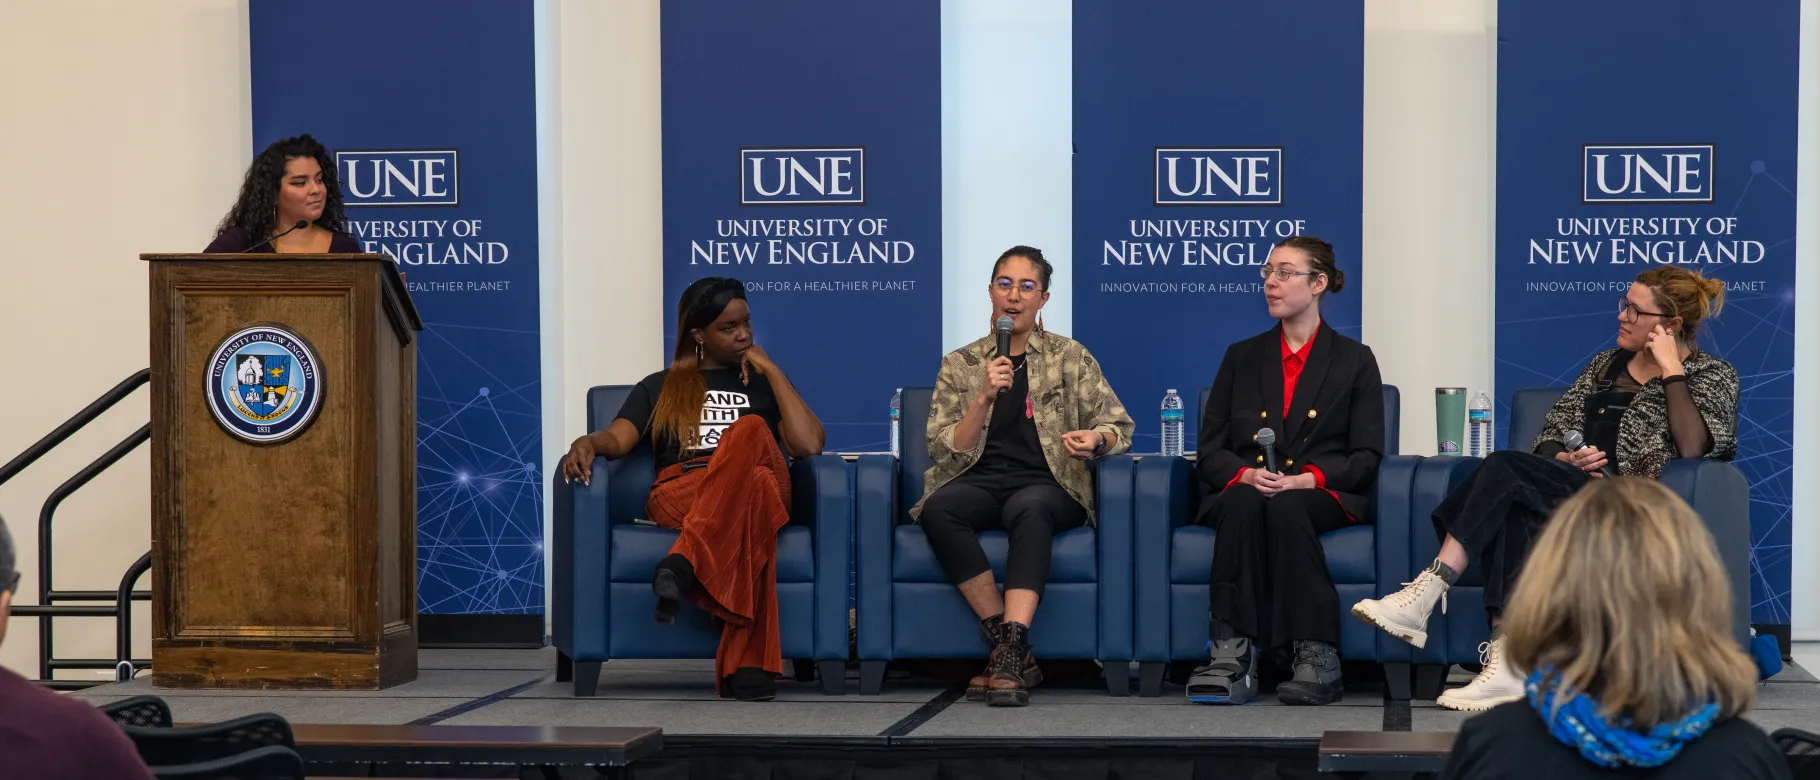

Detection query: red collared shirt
xmin=1281 ymin=327 xmax=1316 ymax=417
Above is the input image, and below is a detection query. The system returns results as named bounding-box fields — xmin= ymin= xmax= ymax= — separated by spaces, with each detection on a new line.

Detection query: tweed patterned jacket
xmin=912 ymin=330 xmax=1134 ymax=524
xmin=1534 ymin=348 xmax=1739 ymax=480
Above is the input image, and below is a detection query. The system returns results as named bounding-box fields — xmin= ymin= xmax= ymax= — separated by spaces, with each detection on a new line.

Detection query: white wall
xmin=1361 ymin=0 xmax=1498 ymax=452
xmin=1789 ymin=0 xmax=1819 ymax=639
xmin=0 ymin=0 xmax=251 ymax=678
xmin=536 ymin=0 xmax=667 ymax=618
xmin=940 ymin=0 xmax=1075 ymax=352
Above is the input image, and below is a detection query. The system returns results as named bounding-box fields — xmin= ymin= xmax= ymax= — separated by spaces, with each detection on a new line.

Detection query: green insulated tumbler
xmin=1435 ymin=388 xmax=1466 ymax=455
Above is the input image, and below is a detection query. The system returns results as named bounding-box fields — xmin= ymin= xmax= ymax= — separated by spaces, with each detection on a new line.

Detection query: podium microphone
xmin=246 ymin=220 xmax=310 ymax=253
xmin=1257 ymin=427 xmax=1278 ymax=473
xmin=1563 ymin=430 xmax=1618 ymax=479
xmin=994 ymin=316 xmax=1014 ymax=396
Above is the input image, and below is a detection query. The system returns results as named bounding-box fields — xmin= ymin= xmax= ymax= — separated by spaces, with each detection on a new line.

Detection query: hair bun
xmin=1700 ymin=275 xmax=1726 ymax=319
xmin=1325 ymin=266 xmax=1347 ymax=295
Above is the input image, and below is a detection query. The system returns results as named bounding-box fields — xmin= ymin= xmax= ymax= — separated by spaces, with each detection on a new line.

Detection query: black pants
xmin=919 ymin=472 xmax=1088 ymax=599
xmin=1431 ymin=450 xmax=1589 ymax=616
xmin=1200 ymin=485 xmax=1353 ymax=648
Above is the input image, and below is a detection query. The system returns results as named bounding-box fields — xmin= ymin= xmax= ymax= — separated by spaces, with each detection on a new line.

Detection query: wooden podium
xmin=145 ymin=254 xmax=422 ymax=689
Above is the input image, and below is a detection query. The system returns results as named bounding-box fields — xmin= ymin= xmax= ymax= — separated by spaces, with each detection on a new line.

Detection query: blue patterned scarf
xmin=1525 ymin=669 xmax=1718 ymax=768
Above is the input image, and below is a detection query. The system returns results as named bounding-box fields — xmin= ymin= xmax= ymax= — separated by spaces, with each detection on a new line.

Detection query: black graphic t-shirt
xmin=966 ymin=354 xmax=1054 ymax=482
xmin=616 ymin=367 xmax=782 ymax=471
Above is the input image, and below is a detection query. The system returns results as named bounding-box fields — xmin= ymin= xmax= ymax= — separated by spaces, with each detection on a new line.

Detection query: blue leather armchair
xmin=1384 ymin=454 xmax=1482 ymax=694
xmin=854 ymin=387 xmax=1136 ymax=696
xmin=1509 ymin=388 xmax=1750 ymax=646
xmin=1134 ymin=385 xmax=1415 ymax=698
xmin=550 ymin=385 xmax=853 ymax=696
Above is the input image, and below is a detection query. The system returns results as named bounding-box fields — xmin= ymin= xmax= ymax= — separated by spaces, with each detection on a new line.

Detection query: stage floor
xmin=70 ymin=647 xmax=1820 ymax=743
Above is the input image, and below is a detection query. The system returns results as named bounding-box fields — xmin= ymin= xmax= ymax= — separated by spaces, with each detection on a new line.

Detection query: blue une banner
xmin=1496 ymin=0 xmax=1799 ymax=624
xmin=1073 ymin=0 xmax=1364 ymax=452
xmin=251 ymin=0 xmax=544 ymax=616
xmin=660 ymin=0 xmax=943 ymax=453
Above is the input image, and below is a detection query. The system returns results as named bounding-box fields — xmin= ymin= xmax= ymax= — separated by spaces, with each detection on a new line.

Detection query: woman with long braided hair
xmin=206 ymin=134 xmax=359 ymax=254
xmin=560 ymin=278 xmax=825 ymax=701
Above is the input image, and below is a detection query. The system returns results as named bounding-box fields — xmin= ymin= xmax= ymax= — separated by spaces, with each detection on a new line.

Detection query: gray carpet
xmin=61 ymin=649 xmax=1820 ymax=740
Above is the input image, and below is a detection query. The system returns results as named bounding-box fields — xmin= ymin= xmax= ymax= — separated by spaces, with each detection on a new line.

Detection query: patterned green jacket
xmin=911 ymin=330 xmax=1135 ymax=524
xmin=1535 ymin=348 xmax=1738 ymax=479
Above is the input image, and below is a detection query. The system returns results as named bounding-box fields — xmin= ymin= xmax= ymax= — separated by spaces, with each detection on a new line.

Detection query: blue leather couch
xmin=854 ymin=387 xmax=1137 ymax=696
xmin=1133 ymin=385 xmax=1420 ymax=698
xmin=550 ymin=385 xmax=853 ymax=696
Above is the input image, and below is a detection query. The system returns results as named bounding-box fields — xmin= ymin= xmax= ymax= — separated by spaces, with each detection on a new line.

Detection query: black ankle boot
xmin=652 ymin=553 xmax=695 ymax=624
xmin=986 ymin=621 xmax=1034 ymax=707
xmin=722 ymin=667 xmax=776 ymax=702
xmin=968 ymin=616 xmax=1042 ymax=702
xmin=1277 ymin=640 xmax=1343 ymax=705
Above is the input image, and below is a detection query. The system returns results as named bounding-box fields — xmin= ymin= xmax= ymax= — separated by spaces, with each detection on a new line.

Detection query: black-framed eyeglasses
xmin=1617 ymin=298 xmax=1671 ymax=323
xmin=993 ymin=278 xmax=1041 ymax=295
xmin=1260 ymin=265 xmax=1320 ymax=282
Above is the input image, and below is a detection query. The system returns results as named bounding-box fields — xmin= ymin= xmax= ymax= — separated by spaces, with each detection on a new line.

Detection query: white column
xmin=1361 ymin=0 xmax=1498 ymax=453
xmin=1789 ymin=0 xmax=1819 ymax=639
xmin=940 ymin=0 xmax=1074 ymax=352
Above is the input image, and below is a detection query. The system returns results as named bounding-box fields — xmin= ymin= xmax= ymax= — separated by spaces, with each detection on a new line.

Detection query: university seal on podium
xmin=204 ymin=324 xmax=323 ymax=444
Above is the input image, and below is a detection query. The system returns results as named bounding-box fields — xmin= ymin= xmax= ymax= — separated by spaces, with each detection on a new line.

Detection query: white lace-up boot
xmin=1350 ymin=567 xmax=1449 ymax=648
xmin=1437 ymin=636 xmax=1525 ymax=711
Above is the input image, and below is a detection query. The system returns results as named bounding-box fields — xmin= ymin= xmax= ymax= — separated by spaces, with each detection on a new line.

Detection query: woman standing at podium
xmin=205 ymin=134 xmax=360 ymax=254
xmin=559 ymin=277 xmax=825 ymax=702
xmin=1355 ymin=267 xmax=1737 ymax=713
xmin=1190 ymin=236 xmax=1384 ymax=707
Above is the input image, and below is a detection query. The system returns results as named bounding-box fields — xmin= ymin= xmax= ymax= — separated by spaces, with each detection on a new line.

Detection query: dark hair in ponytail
xmin=649 ymin=278 xmax=746 ymax=452
xmin=1274 ymin=236 xmax=1345 ymax=295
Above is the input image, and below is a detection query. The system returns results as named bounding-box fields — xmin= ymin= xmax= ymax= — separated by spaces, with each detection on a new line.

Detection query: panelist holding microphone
xmin=1354 ymin=266 xmax=1737 ymax=712
xmin=205 ymin=134 xmax=361 ymax=254
xmin=1191 ymin=236 xmax=1384 ymax=707
xmin=915 ymin=246 xmax=1133 ymax=707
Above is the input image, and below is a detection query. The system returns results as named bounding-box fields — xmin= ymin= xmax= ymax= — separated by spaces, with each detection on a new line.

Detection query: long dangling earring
xmin=695 ymin=340 xmax=704 ymax=364
xmin=1036 ymin=312 xmax=1046 ymax=336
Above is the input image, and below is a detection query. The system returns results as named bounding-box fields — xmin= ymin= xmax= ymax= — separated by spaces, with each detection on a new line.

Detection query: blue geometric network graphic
xmin=414 ymin=321 xmax=544 ymax=615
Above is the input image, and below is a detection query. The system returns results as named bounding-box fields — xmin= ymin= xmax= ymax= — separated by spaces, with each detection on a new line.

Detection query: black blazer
xmin=1198 ymin=321 xmax=1385 ymax=521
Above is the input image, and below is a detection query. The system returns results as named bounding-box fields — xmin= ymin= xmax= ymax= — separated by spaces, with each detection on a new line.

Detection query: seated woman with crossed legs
xmin=914 ymin=246 xmax=1134 ymax=707
xmin=1355 ymin=267 xmax=1737 ymax=712
xmin=560 ymin=277 xmax=825 ymax=701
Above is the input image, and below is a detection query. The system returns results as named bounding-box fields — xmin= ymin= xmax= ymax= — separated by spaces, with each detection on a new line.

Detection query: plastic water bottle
xmin=889 ymin=388 xmax=902 ymax=457
xmin=1161 ymin=389 xmax=1185 ymax=457
xmin=1468 ymin=391 xmax=1493 ymax=458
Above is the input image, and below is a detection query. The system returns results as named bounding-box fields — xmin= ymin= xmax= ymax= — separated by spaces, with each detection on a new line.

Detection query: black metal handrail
xmin=0 ymin=369 xmax=153 ymax=686
xmin=0 ymin=369 xmax=149 ymax=486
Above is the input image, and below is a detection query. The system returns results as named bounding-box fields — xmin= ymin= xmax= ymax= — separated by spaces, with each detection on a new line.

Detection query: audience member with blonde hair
xmin=1440 ymin=479 xmax=1786 ymax=779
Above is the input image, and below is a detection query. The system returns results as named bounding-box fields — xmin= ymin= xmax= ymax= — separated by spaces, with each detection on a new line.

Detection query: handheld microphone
xmin=1257 ymin=427 xmax=1278 ymax=473
xmin=993 ymin=316 xmax=1014 ymax=396
xmin=246 ymin=220 xmax=310 ymax=253
xmin=1563 ymin=430 xmax=1619 ymax=479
